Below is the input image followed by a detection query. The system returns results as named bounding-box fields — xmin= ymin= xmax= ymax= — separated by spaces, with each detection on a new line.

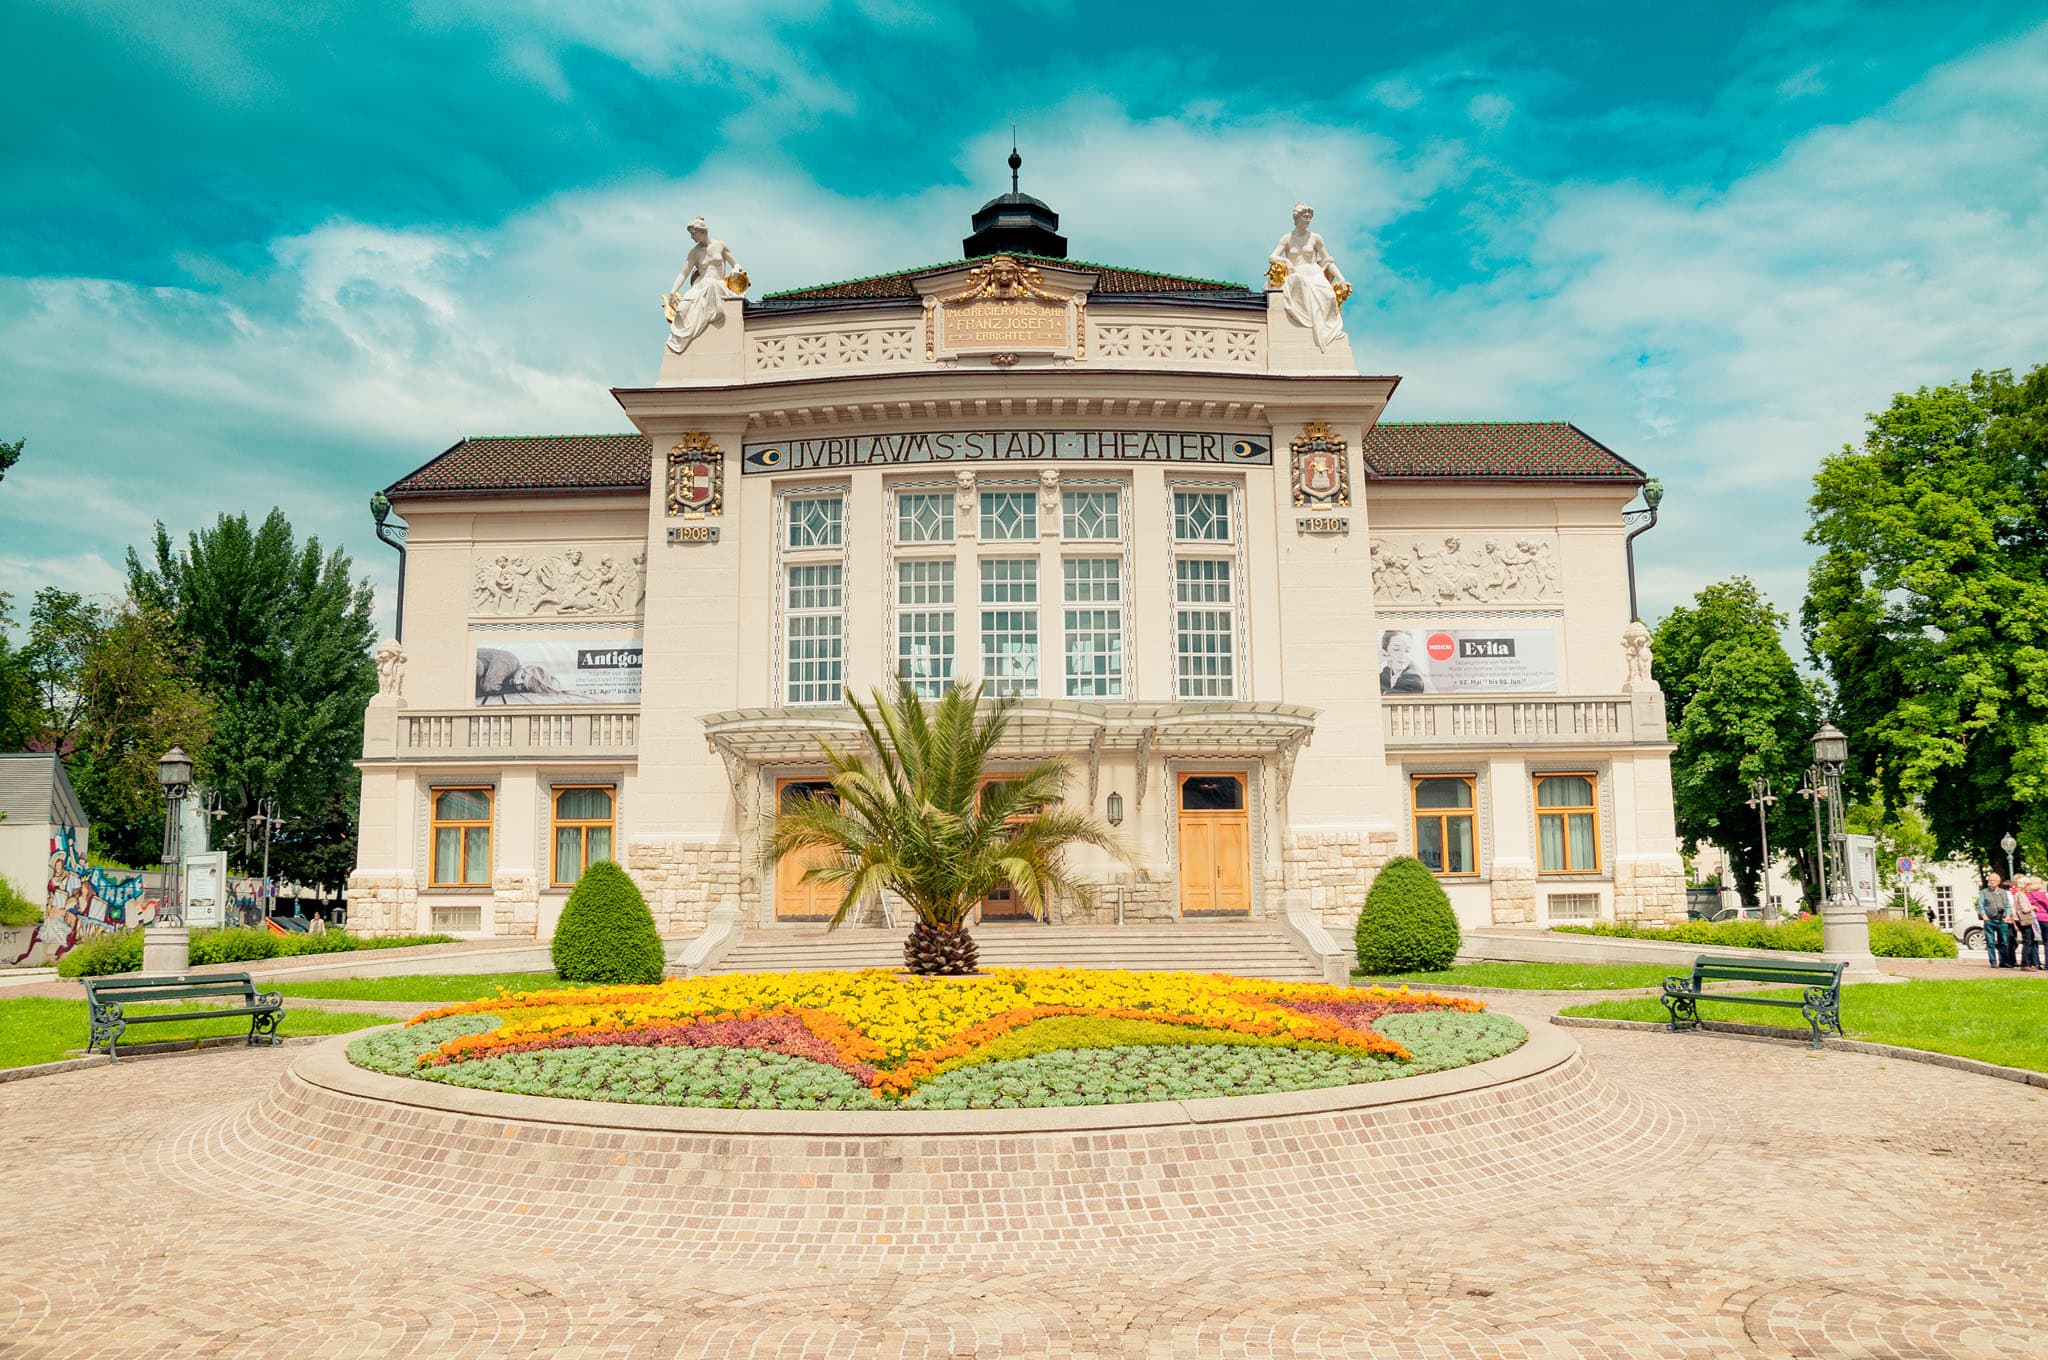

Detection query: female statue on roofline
xmin=662 ymin=217 xmax=747 ymax=355
xmin=1268 ymin=202 xmax=1350 ymax=350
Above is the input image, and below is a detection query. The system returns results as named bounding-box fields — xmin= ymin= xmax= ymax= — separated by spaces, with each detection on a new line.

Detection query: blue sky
xmin=4 ymin=1 xmax=2046 ymax=641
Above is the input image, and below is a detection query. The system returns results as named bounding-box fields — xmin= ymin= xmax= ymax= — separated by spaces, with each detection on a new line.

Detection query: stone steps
xmin=704 ymin=922 xmax=1327 ymax=981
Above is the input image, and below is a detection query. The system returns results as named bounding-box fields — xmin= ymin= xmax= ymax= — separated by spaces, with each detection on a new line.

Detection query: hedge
xmin=1550 ymin=916 xmax=1957 ymax=959
xmin=551 ymin=860 xmax=666 ymax=985
xmin=56 ymin=927 xmax=459 ymax=977
xmin=1355 ymin=855 xmax=1462 ymax=973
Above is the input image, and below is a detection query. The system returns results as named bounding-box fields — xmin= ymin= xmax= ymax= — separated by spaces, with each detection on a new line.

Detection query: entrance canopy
xmin=700 ymin=699 xmax=1317 ymax=763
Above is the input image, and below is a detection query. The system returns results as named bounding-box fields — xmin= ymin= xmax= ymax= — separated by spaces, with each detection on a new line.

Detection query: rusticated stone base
xmin=491 ymin=872 xmax=539 ymax=939
xmin=1615 ymin=856 xmax=1687 ymax=925
xmin=1285 ymin=828 xmax=1400 ymax=928
xmin=625 ymin=837 xmax=744 ymax=934
xmin=1490 ymin=861 xmax=1539 ymax=925
xmin=343 ymin=871 xmax=419 ymax=937
xmin=1056 ymin=872 xmax=1178 ymax=924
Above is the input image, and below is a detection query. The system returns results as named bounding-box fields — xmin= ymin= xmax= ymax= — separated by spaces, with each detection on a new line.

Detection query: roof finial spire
xmin=1008 ymin=129 xmax=1021 ymax=194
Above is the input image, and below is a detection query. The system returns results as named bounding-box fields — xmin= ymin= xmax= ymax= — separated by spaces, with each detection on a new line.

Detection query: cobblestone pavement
xmin=1 ymin=1015 xmax=2043 ymax=1359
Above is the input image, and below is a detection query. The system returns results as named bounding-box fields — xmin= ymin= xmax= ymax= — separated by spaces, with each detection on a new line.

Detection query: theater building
xmin=347 ymin=176 xmax=1684 ymax=950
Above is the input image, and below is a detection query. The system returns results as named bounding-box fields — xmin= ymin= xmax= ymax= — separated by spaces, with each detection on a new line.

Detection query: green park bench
xmin=81 ymin=972 xmax=284 ymax=1062
xmin=1660 ymin=954 xmax=1847 ymax=1049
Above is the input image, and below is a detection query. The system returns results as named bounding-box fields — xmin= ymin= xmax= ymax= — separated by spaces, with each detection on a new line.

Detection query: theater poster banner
xmin=1377 ymin=626 xmax=1558 ymax=694
xmin=473 ymin=633 xmax=644 ymax=705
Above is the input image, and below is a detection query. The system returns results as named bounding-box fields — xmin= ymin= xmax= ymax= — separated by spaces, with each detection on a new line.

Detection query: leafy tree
xmin=766 ymin=679 xmax=1124 ymax=975
xmin=0 ymin=594 xmax=37 ymax=752
xmin=1654 ymin=577 xmax=1822 ymax=905
xmin=21 ymin=587 xmax=104 ymax=752
xmin=0 ymin=436 xmax=21 ymax=486
xmin=65 ymin=604 xmax=213 ymax=867
xmin=126 ymin=510 xmax=377 ymax=890
xmin=1803 ymin=365 xmax=2048 ymax=870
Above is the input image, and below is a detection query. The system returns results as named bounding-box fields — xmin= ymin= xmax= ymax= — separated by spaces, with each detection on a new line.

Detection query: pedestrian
xmin=2019 ymin=875 xmax=2048 ymax=971
xmin=2014 ymin=876 xmax=2042 ymax=970
xmin=1977 ymin=872 xmax=2012 ymax=968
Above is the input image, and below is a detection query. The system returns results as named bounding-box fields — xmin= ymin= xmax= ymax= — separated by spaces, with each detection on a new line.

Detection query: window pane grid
xmin=1063 ymin=558 xmax=1123 ymax=697
xmin=786 ymin=563 xmax=844 ymax=705
xmin=1534 ymin=775 xmax=1600 ymax=873
xmin=1062 ymin=489 xmax=1121 ymax=541
xmin=1174 ymin=558 xmax=1235 ymax=698
xmin=1173 ymin=490 xmax=1231 ymax=542
xmin=896 ymin=492 xmax=954 ymax=544
xmin=1411 ymin=777 xmax=1478 ymax=876
xmin=979 ymin=490 xmax=1037 ymax=541
xmin=551 ymin=787 xmax=616 ymax=887
xmin=897 ymin=559 xmax=956 ymax=700
xmin=787 ymin=495 xmax=844 ymax=549
xmin=429 ymin=787 xmax=492 ymax=887
xmin=980 ymin=558 xmax=1038 ymax=696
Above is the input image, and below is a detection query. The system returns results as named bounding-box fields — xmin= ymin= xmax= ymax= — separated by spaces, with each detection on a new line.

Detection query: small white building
xmin=348 ymin=180 xmax=1686 ymax=949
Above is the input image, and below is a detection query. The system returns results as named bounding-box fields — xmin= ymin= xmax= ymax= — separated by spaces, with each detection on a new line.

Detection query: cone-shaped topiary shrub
xmin=550 ymin=860 xmax=666 ymax=984
xmin=1355 ymin=855 xmax=1461 ymax=973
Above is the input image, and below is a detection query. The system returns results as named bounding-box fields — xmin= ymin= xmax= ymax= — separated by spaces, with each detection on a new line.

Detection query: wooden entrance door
xmin=774 ymin=779 xmax=840 ymax=922
xmin=1177 ymin=772 xmax=1250 ymax=917
xmin=978 ymin=779 xmax=1035 ymax=920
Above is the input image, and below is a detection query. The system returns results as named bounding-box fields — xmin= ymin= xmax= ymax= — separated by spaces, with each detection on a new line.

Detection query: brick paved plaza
xmin=3 ymin=1005 xmax=2043 ymax=1359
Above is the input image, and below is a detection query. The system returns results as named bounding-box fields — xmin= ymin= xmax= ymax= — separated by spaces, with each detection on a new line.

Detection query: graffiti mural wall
xmin=2 ymin=827 xmax=149 ymax=966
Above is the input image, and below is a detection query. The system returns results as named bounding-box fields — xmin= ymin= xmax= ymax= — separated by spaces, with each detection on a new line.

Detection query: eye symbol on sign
xmin=1230 ymin=439 xmax=1263 ymax=459
xmin=755 ymin=448 xmax=782 ymax=468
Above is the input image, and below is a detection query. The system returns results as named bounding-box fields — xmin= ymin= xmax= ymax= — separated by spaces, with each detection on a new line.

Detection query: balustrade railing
xmin=381 ymin=708 xmax=639 ymax=759
xmin=1382 ymin=696 xmax=1639 ymax=747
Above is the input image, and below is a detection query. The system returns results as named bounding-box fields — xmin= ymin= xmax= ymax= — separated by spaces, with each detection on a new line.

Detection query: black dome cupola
xmin=962 ymin=142 xmax=1067 ymax=259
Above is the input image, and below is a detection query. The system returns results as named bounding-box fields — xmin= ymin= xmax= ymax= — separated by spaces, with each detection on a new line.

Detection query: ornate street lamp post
xmin=143 ymin=747 xmax=195 ymax=974
xmin=1809 ymin=723 xmax=1873 ymax=968
xmin=2000 ymin=832 xmax=2017 ymax=879
xmin=1746 ymin=776 xmax=1778 ymax=923
xmin=1796 ymin=768 xmax=1828 ymax=909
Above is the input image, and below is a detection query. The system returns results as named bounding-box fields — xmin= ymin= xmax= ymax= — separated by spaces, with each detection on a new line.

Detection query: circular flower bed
xmin=347 ymin=969 xmax=1526 ymax=1111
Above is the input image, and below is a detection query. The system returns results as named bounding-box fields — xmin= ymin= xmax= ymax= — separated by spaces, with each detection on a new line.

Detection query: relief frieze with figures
xmin=471 ymin=546 xmax=647 ymax=618
xmin=1370 ymin=533 xmax=1562 ymax=606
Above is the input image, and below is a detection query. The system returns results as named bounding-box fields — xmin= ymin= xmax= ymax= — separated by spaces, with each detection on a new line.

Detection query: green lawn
xmin=0 ymin=997 xmax=387 ymax=1070
xmin=1559 ymin=977 xmax=2048 ymax=1073
xmin=273 ymin=971 xmax=608 ymax=1002
xmin=1356 ymin=961 xmax=1680 ymax=990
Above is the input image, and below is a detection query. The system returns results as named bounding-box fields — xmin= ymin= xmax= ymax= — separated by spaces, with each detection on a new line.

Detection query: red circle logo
xmin=1426 ymin=632 xmax=1456 ymax=662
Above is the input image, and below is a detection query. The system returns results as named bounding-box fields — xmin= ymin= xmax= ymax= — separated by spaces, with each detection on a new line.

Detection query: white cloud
xmin=2 ymin=25 xmax=2045 ymax=641
xmin=1467 ymin=93 xmax=1514 ymax=130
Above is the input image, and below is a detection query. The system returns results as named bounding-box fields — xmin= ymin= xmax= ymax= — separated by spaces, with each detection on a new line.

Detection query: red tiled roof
xmin=760 ymin=255 xmax=1250 ymax=303
xmin=385 ymin=435 xmax=652 ymax=497
xmin=1362 ymin=422 xmax=1641 ymax=481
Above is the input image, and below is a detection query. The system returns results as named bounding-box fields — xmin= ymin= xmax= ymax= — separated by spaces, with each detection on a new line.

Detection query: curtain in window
xmin=556 ymin=788 xmax=613 ymax=820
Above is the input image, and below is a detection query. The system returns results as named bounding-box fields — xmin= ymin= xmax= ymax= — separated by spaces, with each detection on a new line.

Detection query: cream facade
xmin=349 ymin=189 xmax=1684 ymax=946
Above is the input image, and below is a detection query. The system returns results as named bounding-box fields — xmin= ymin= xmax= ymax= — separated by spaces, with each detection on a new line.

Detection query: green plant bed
xmin=55 ymin=928 xmax=459 ymax=978
xmin=1357 ymin=961 xmax=1680 ymax=990
xmin=1559 ymin=978 xmax=2048 ymax=1073
xmin=347 ymin=1009 xmax=1528 ymax=1111
xmin=0 ymin=997 xmax=386 ymax=1070
xmin=1550 ymin=916 xmax=1956 ymax=959
xmin=276 ymin=971 xmax=607 ymax=1002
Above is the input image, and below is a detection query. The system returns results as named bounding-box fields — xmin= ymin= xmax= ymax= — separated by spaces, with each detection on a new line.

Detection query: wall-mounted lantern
xmin=1105 ymin=791 xmax=1124 ymax=827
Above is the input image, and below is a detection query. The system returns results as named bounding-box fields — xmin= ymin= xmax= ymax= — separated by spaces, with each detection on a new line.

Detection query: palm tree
xmin=764 ymin=678 xmax=1125 ymax=974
